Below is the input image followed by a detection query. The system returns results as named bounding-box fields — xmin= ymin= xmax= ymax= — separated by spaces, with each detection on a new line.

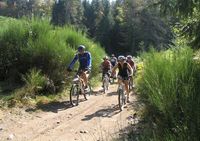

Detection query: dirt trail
xmin=0 ymin=84 xmax=141 ymax=141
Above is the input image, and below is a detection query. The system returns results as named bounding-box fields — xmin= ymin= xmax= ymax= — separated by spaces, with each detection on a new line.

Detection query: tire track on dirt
xmin=0 ymin=84 xmax=137 ymax=141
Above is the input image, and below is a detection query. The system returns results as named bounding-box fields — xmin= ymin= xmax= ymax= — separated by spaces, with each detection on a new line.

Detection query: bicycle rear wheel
xmin=70 ymin=84 xmax=79 ymax=106
xmin=103 ymin=77 xmax=109 ymax=93
xmin=103 ymin=82 xmax=106 ymax=94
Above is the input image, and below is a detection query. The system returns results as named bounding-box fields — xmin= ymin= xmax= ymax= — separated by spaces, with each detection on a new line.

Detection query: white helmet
xmin=118 ymin=55 xmax=126 ymax=61
xmin=127 ymin=55 xmax=133 ymax=59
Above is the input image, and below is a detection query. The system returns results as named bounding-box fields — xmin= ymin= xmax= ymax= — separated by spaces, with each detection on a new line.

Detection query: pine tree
xmin=51 ymin=0 xmax=83 ymax=27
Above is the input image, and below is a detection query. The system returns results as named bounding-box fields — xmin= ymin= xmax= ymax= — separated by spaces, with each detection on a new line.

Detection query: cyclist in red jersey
xmin=126 ymin=55 xmax=136 ymax=71
xmin=101 ymin=56 xmax=112 ymax=79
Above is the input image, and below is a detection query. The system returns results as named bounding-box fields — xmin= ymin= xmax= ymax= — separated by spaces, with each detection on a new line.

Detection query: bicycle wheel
xmin=84 ymin=83 xmax=92 ymax=100
xmin=106 ymin=77 xmax=109 ymax=90
xmin=118 ymin=89 xmax=124 ymax=111
xmin=110 ymin=76 xmax=114 ymax=84
xmin=102 ymin=74 xmax=109 ymax=93
xmin=103 ymin=79 xmax=108 ymax=93
xmin=70 ymin=84 xmax=79 ymax=106
xmin=129 ymin=77 xmax=133 ymax=90
xmin=103 ymin=81 xmax=106 ymax=94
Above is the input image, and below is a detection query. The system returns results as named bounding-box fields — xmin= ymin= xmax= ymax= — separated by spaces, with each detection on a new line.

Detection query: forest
xmin=0 ymin=0 xmax=200 ymax=141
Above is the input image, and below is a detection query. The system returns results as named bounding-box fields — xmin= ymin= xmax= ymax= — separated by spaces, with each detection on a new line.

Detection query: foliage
xmin=81 ymin=0 xmax=174 ymax=55
xmin=0 ymin=17 xmax=105 ymax=90
xmin=0 ymin=0 xmax=53 ymax=18
xmin=155 ymin=0 xmax=200 ymax=49
xmin=51 ymin=0 xmax=83 ymax=27
xmin=0 ymin=0 xmax=175 ymax=55
xmin=136 ymin=47 xmax=200 ymax=140
xmin=22 ymin=68 xmax=47 ymax=94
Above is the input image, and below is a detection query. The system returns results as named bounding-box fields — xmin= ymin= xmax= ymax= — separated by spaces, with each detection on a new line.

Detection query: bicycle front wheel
xmin=84 ymin=83 xmax=92 ymax=100
xmin=118 ymin=89 xmax=125 ymax=111
xmin=129 ymin=77 xmax=133 ymax=90
xmin=70 ymin=84 xmax=79 ymax=106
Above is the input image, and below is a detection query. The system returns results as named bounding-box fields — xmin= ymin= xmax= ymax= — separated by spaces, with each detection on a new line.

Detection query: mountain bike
xmin=117 ymin=77 xmax=127 ymax=111
xmin=102 ymin=73 xmax=110 ymax=93
xmin=69 ymin=73 xmax=92 ymax=106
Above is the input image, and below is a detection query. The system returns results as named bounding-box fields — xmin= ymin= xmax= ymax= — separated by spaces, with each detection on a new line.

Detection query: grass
xmin=134 ymin=47 xmax=200 ymax=141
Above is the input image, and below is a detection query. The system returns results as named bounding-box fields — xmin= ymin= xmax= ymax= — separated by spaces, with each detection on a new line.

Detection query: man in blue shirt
xmin=67 ymin=45 xmax=92 ymax=89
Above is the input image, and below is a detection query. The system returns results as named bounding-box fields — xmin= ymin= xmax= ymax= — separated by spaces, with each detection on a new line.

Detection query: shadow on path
xmin=106 ymin=91 xmax=117 ymax=96
xmin=25 ymin=90 xmax=101 ymax=113
xmin=82 ymin=105 xmax=120 ymax=121
xmin=25 ymin=101 xmax=73 ymax=113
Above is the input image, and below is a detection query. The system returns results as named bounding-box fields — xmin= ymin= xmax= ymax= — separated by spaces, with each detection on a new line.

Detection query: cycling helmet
xmin=103 ymin=56 xmax=109 ymax=60
xmin=118 ymin=55 xmax=126 ymax=61
xmin=127 ymin=55 xmax=133 ymax=59
xmin=78 ymin=45 xmax=85 ymax=52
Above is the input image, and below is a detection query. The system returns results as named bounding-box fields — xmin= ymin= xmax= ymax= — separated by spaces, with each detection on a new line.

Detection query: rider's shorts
xmin=117 ymin=75 xmax=129 ymax=81
xmin=78 ymin=67 xmax=91 ymax=75
xmin=102 ymin=69 xmax=111 ymax=80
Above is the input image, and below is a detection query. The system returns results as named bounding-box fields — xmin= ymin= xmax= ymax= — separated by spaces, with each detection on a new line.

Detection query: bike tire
xmin=110 ymin=77 xmax=115 ymax=84
xmin=103 ymin=75 xmax=109 ymax=94
xmin=102 ymin=78 xmax=106 ymax=94
xmin=118 ymin=89 xmax=124 ymax=111
xmin=129 ymin=77 xmax=133 ymax=90
xmin=84 ymin=83 xmax=92 ymax=100
xmin=70 ymin=84 xmax=79 ymax=106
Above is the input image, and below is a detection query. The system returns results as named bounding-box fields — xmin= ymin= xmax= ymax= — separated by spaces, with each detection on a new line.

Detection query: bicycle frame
xmin=72 ymin=75 xmax=84 ymax=93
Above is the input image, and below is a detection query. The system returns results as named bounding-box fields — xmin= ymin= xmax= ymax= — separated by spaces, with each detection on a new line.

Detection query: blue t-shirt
xmin=68 ymin=51 xmax=92 ymax=70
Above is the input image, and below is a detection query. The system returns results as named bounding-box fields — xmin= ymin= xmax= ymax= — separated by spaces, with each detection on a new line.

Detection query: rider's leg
xmin=113 ymin=70 xmax=117 ymax=79
xmin=80 ymin=71 xmax=88 ymax=88
xmin=124 ymin=80 xmax=130 ymax=102
xmin=118 ymin=77 xmax=123 ymax=84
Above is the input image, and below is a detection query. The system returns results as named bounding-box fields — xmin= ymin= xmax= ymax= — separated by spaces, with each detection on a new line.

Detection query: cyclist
xmin=112 ymin=56 xmax=133 ymax=103
xmin=126 ymin=55 xmax=136 ymax=71
xmin=100 ymin=56 xmax=112 ymax=80
xmin=110 ymin=54 xmax=117 ymax=67
xmin=110 ymin=54 xmax=118 ymax=79
xmin=126 ymin=55 xmax=136 ymax=89
xmin=67 ymin=45 xmax=91 ymax=89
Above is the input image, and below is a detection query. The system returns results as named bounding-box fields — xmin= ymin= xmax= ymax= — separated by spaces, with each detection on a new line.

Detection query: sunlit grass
xmin=136 ymin=47 xmax=200 ymax=141
xmin=0 ymin=16 xmax=106 ymax=107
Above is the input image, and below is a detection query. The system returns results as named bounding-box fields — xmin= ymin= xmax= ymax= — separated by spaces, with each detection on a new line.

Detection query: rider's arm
xmin=127 ymin=63 xmax=133 ymax=76
xmin=86 ymin=52 xmax=92 ymax=69
xmin=68 ymin=54 xmax=78 ymax=70
xmin=112 ymin=63 xmax=118 ymax=74
xmin=108 ymin=61 xmax=112 ymax=70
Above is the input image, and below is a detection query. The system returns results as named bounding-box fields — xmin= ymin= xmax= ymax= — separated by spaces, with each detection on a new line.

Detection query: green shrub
xmin=22 ymin=68 xmax=46 ymax=92
xmin=137 ymin=47 xmax=200 ymax=140
xmin=0 ymin=17 xmax=105 ymax=90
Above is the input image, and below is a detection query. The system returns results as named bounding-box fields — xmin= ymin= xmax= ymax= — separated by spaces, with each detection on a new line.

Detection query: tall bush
xmin=0 ymin=17 xmax=105 ymax=89
xmin=137 ymin=47 xmax=200 ymax=140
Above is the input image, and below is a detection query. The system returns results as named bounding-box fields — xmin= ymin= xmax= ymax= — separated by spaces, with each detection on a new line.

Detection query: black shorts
xmin=102 ymin=70 xmax=111 ymax=80
xmin=78 ymin=68 xmax=91 ymax=75
xmin=111 ymin=62 xmax=116 ymax=67
xmin=117 ymin=75 xmax=129 ymax=80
